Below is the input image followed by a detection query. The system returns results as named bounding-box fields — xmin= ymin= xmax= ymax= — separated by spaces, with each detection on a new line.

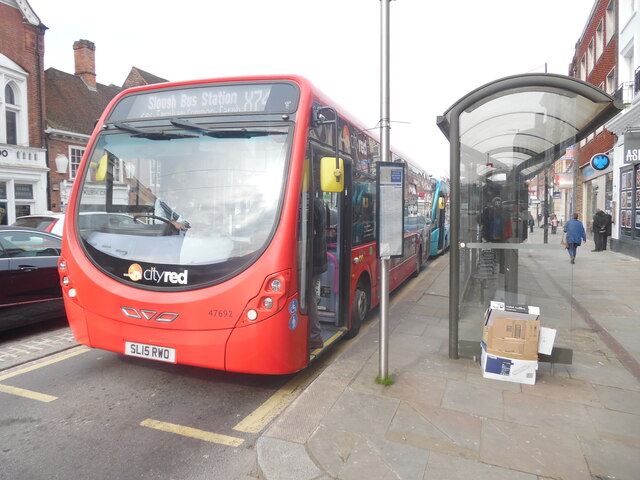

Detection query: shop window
xmin=620 ymin=168 xmax=635 ymax=238
xmin=15 ymin=204 xmax=31 ymax=218
xmin=14 ymin=183 xmax=34 ymax=200
xmin=14 ymin=183 xmax=34 ymax=220
xmin=0 ymin=182 xmax=6 ymax=225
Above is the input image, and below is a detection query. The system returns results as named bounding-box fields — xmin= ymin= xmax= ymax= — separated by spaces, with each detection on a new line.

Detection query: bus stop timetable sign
xmin=377 ymin=162 xmax=405 ymax=258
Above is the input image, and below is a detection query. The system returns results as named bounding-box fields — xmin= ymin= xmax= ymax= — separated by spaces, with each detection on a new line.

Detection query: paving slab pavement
xmin=257 ymin=245 xmax=640 ymax=480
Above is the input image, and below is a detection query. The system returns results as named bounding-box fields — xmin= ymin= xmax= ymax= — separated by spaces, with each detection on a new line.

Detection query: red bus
xmin=59 ymin=75 xmax=431 ymax=374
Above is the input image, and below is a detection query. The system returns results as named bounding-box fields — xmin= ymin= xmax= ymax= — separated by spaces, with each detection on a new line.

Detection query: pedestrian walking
xmin=563 ymin=212 xmax=587 ymax=264
xmin=592 ymin=209 xmax=608 ymax=251
xmin=528 ymin=213 xmax=534 ymax=233
xmin=550 ymin=214 xmax=558 ymax=234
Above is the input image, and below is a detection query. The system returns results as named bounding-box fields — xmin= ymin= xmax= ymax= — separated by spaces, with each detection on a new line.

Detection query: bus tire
xmin=345 ymin=281 xmax=368 ymax=339
xmin=411 ymin=248 xmax=422 ymax=277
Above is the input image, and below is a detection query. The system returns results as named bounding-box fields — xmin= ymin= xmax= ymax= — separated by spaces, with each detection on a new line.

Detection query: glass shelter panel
xmin=457 ymin=88 xmax=587 ymax=353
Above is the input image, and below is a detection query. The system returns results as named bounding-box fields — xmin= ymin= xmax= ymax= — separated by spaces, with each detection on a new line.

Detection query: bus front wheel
xmin=411 ymin=247 xmax=422 ymax=277
xmin=346 ymin=281 xmax=368 ymax=339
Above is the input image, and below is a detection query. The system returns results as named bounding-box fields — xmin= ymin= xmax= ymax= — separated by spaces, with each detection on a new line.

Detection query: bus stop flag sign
xmin=377 ymin=162 xmax=405 ymax=258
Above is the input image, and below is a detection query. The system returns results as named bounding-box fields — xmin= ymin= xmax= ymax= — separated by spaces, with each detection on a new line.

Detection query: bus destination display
xmin=109 ymin=83 xmax=299 ymax=120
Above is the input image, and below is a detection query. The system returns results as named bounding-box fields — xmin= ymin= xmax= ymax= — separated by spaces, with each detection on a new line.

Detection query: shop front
xmin=0 ymin=144 xmax=48 ymax=225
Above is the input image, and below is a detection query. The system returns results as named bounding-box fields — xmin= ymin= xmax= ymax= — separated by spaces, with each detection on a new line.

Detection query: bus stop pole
xmin=380 ymin=256 xmax=390 ymax=378
xmin=379 ymin=0 xmax=391 ymax=380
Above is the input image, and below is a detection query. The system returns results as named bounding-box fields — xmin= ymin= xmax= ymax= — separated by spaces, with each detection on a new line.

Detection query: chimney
xmin=73 ymin=39 xmax=96 ymax=89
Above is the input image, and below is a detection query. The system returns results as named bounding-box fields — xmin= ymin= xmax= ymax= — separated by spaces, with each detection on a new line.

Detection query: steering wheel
xmin=133 ymin=214 xmax=181 ymax=233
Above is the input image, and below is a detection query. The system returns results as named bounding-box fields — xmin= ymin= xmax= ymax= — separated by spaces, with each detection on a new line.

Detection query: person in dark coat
xmin=592 ymin=209 xmax=608 ymax=252
xmin=563 ymin=213 xmax=587 ymax=264
xmin=308 ymin=197 xmax=328 ymax=349
xmin=602 ymin=211 xmax=613 ymax=250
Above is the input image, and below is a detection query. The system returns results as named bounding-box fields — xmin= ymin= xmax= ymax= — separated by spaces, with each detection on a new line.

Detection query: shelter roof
xmin=437 ymin=73 xmax=622 ymax=179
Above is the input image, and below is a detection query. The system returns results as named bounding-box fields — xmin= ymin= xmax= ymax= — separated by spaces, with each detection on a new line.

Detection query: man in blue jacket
xmin=563 ymin=213 xmax=587 ymax=264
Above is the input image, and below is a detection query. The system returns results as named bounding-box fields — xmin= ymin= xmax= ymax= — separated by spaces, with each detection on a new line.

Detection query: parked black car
xmin=0 ymin=226 xmax=64 ymax=331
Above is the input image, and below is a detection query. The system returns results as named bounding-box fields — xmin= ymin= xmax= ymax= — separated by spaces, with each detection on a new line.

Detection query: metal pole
xmin=544 ymin=169 xmax=549 ymax=244
xmin=379 ymin=0 xmax=391 ymax=379
xmin=380 ymin=257 xmax=390 ymax=377
xmin=449 ymin=113 xmax=460 ymax=359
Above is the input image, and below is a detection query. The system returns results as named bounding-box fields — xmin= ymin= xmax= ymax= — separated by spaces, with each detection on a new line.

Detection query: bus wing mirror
xmin=438 ymin=197 xmax=445 ymax=210
xmin=320 ymin=157 xmax=344 ymax=192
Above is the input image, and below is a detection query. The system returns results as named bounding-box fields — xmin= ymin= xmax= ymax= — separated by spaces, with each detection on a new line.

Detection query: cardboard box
xmin=481 ymin=342 xmax=538 ymax=385
xmin=482 ymin=317 xmax=540 ymax=360
xmin=484 ymin=301 xmax=540 ymax=324
xmin=480 ymin=302 xmax=542 ymax=384
xmin=483 ymin=302 xmax=541 ymax=361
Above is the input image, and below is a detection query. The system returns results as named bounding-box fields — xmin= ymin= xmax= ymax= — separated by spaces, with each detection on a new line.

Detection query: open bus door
xmin=306 ymin=150 xmax=352 ymax=352
xmin=437 ymin=195 xmax=446 ymax=250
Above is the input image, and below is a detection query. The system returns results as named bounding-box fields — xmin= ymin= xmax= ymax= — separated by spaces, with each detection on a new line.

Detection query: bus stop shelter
xmin=437 ymin=73 xmax=623 ymax=359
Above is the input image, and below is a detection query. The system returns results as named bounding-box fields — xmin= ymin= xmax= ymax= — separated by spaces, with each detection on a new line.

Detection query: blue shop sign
xmin=590 ymin=153 xmax=610 ymax=171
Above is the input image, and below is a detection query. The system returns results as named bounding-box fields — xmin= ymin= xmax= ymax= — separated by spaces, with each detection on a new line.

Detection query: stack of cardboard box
xmin=481 ymin=301 xmax=555 ymax=385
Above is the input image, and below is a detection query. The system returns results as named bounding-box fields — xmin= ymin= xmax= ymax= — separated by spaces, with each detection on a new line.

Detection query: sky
xmin=27 ymin=0 xmax=594 ymax=178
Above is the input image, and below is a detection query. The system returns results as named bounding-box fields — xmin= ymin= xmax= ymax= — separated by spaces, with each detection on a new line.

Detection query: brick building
xmin=1 ymin=0 xmax=168 ymax=223
xmin=605 ymin=0 xmax=640 ymax=259
xmin=569 ymin=0 xmax=618 ymax=233
xmin=45 ymin=40 xmax=168 ymax=212
xmin=0 ymin=0 xmax=47 ymax=224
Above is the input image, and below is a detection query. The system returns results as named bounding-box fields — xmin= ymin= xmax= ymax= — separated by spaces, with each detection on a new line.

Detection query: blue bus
xmin=430 ymin=178 xmax=450 ymax=256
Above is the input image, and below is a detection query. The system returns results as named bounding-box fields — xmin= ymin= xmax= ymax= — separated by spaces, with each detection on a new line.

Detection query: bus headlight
xmin=68 ymin=289 xmax=77 ymax=298
xmin=62 ymin=276 xmax=70 ymax=286
xmin=59 ymin=260 xmax=67 ymax=271
xmin=237 ymin=269 xmax=292 ymax=327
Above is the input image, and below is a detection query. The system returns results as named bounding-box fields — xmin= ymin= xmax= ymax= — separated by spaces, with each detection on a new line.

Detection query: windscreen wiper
xmin=169 ymin=118 xmax=286 ymax=138
xmin=111 ymin=122 xmax=196 ymax=140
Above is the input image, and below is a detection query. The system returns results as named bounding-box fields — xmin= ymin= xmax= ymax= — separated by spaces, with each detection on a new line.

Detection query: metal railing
xmin=614 ymin=81 xmax=635 ymax=105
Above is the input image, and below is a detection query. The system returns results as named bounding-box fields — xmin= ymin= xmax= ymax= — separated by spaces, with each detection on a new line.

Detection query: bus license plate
xmin=125 ymin=341 xmax=176 ymax=363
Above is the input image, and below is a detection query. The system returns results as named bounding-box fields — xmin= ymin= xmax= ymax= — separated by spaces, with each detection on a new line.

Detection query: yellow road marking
xmin=233 ymin=280 xmax=410 ymax=434
xmin=140 ymin=419 xmax=244 ymax=446
xmin=0 ymin=384 xmax=57 ymax=402
xmin=233 ymin=362 xmax=321 ymax=434
xmin=234 ymin=263 xmax=440 ymax=434
xmin=0 ymin=347 xmax=89 ymax=402
xmin=0 ymin=347 xmax=90 ymax=382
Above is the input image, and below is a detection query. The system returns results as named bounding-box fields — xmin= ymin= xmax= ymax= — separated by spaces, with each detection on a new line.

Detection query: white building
xmin=606 ymin=0 xmax=640 ymax=259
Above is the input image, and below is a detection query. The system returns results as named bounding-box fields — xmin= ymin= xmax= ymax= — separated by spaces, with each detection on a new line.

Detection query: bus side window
xmin=352 ymin=179 xmax=376 ymax=245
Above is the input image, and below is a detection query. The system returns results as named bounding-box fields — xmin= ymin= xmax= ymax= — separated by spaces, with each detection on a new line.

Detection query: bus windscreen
xmin=76 ymin=125 xmax=291 ymax=289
